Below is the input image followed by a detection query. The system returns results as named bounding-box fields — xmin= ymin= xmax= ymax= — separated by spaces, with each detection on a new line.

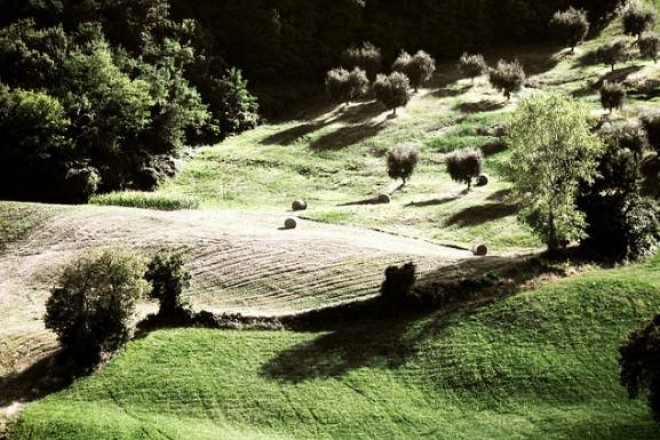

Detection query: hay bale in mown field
xmin=472 ymin=243 xmax=488 ymax=256
xmin=476 ymin=174 xmax=490 ymax=187
xmin=284 ymin=218 xmax=297 ymax=229
xmin=292 ymin=200 xmax=307 ymax=211
xmin=378 ymin=194 xmax=391 ymax=204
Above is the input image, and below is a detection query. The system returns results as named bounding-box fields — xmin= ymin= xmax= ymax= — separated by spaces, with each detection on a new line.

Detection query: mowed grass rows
xmin=11 ymin=257 xmax=660 ymax=439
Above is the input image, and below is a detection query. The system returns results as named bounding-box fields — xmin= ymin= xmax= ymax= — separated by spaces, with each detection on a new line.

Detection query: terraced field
xmin=0 ymin=203 xmax=474 ymax=379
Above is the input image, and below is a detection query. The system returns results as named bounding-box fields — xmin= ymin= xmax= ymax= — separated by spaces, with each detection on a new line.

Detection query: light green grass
xmin=89 ymin=191 xmax=200 ymax=211
xmin=12 ymin=256 xmax=660 ymax=439
xmin=0 ymin=202 xmax=53 ymax=252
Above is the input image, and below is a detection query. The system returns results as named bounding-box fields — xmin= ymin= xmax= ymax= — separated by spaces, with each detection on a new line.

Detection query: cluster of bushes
xmin=45 ymin=249 xmax=193 ymax=372
xmin=325 ymin=43 xmax=435 ymax=114
xmin=458 ymin=53 xmax=526 ymax=100
xmin=0 ymin=2 xmax=258 ymax=203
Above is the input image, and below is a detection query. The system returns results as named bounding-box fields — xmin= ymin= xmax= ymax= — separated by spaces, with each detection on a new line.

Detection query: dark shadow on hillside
xmin=405 ymin=196 xmax=459 ymax=208
xmin=0 ymin=351 xmax=71 ymax=409
xmin=261 ymin=122 xmax=325 ymax=146
xmin=480 ymin=141 xmax=508 ymax=157
xmin=487 ymin=189 xmax=513 ymax=202
xmin=334 ymin=101 xmax=384 ymax=124
xmin=574 ymin=48 xmax=601 ymax=68
xmin=432 ymin=85 xmax=470 ymax=99
xmin=445 ymin=202 xmax=518 ymax=227
xmin=263 ymin=252 xmax=582 ymax=383
xmin=455 ymin=100 xmax=506 ymax=114
xmin=311 ymin=121 xmax=386 ymax=152
xmin=572 ymin=66 xmax=643 ymax=97
xmin=338 ymin=196 xmax=384 ymax=206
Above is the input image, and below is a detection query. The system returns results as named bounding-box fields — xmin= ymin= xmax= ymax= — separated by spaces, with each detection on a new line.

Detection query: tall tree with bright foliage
xmin=505 ymin=94 xmax=604 ymax=251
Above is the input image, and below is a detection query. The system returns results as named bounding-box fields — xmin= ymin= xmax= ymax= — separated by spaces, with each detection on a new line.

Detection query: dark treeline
xmin=170 ymin=0 xmax=622 ymax=85
xmin=0 ymin=0 xmax=258 ymax=202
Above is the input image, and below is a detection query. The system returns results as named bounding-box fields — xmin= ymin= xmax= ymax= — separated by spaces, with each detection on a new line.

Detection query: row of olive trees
xmin=45 ymin=249 xmax=191 ymax=371
xmin=325 ymin=42 xmax=436 ymax=115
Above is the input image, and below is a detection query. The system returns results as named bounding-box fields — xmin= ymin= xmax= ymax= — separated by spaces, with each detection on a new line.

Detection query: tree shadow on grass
xmin=455 ymin=100 xmax=506 ymax=114
xmin=445 ymin=202 xmax=518 ymax=227
xmin=572 ymin=65 xmax=643 ymax=97
xmin=311 ymin=121 xmax=386 ymax=152
xmin=405 ymin=196 xmax=459 ymax=208
xmin=261 ymin=122 xmax=326 ymax=146
xmin=263 ymin=253 xmax=577 ymax=383
xmin=0 ymin=351 xmax=71 ymax=409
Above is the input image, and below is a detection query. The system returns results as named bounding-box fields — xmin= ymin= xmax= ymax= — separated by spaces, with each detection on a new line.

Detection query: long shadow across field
xmin=263 ymin=253 xmax=569 ymax=383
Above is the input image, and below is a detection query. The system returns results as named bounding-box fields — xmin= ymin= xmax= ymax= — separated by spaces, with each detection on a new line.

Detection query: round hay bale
xmin=476 ymin=173 xmax=490 ymax=187
xmin=471 ymin=243 xmax=488 ymax=256
xmin=377 ymin=193 xmax=391 ymax=204
xmin=284 ymin=218 xmax=297 ymax=230
xmin=292 ymin=199 xmax=307 ymax=211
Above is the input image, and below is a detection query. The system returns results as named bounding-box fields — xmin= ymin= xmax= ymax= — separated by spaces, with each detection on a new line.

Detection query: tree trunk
xmin=547 ymin=209 xmax=558 ymax=252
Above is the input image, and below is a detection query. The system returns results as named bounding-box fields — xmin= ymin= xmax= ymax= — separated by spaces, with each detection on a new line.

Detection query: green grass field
xmin=11 ymin=256 xmax=660 ymax=439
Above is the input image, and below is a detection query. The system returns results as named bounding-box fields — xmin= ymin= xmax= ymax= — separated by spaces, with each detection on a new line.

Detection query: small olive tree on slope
xmin=458 ymin=53 xmax=487 ymax=84
xmin=600 ymin=81 xmax=626 ymax=114
xmin=392 ymin=50 xmax=436 ymax=92
xmin=505 ymin=94 xmax=604 ymax=251
xmin=488 ymin=60 xmax=526 ymax=100
xmin=445 ymin=149 xmax=484 ymax=191
xmin=622 ymin=0 xmax=657 ymax=41
xmin=639 ymin=31 xmax=660 ymax=62
xmin=597 ymin=39 xmax=628 ymax=71
xmin=373 ymin=72 xmax=411 ymax=115
xmin=325 ymin=67 xmax=369 ymax=105
xmin=387 ymin=145 xmax=419 ymax=186
xmin=550 ymin=7 xmax=590 ymax=53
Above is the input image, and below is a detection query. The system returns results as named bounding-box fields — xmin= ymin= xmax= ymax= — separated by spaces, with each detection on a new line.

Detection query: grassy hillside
xmin=10 ymin=256 xmax=660 ymax=439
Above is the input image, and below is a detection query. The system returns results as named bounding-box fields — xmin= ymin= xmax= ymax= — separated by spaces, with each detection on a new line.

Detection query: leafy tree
xmin=145 ymin=253 xmax=192 ymax=317
xmin=44 ymin=248 xmax=149 ymax=369
xmin=0 ymin=85 xmax=74 ymax=201
xmin=602 ymin=120 xmax=648 ymax=162
xmin=488 ymin=59 xmax=526 ymax=100
xmin=620 ymin=314 xmax=660 ymax=423
xmin=458 ymin=53 xmax=487 ymax=84
xmin=373 ymin=72 xmax=410 ymax=115
xmin=600 ymin=81 xmax=626 ymax=114
xmin=597 ymin=39 xmax=628 ymax=71
xmin=387 ymin=145 xmax=419 ymax=185
xmin=506 ymin=94 xmax=604 ymax=251
xmin=445 ymin=149 xmax=484 ymax=191
xmin=622 ymin=0 xmax=657 ymax=41
xmin=381 ymin=262 xmax=417 ymax=305
xmin=392 ymin=50 xmax=436 ymax=92
xmin=550 ymin=7 xmax=590 ymax=53
xmin=639 ymin=31 xmax=660 ymax=62
xmin=340 ymin=41 xmax=382 ymax=81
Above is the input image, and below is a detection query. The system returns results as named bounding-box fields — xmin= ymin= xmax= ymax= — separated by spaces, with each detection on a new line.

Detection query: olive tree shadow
xmin=445 ymin=202 xmax=519 ymax=227
xmin=572 ymin=65 xmax=643 ymax=97
xmin=311 ymin=121 xmax=386 ymax=152
xmin=405 ymin=196 xmax=459 ymax=208
xmin=455 ymin=100 xmax=506 ymax=114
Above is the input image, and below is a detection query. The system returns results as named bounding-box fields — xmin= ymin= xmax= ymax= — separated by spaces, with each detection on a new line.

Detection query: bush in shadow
xmin=381 ymin=262 xmax=417 ymax=305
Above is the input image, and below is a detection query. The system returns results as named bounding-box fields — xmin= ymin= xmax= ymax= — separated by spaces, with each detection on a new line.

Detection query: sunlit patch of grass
xmin=89 ymin=192 xmax=200 ymax=211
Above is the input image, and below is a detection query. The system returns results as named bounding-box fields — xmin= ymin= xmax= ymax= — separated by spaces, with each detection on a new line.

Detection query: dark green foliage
xmin=380 ymin=262 xmax=417 ymax=305
xmin=458 ymin=53 xmax=487 ymax=84
xmin=622 ymin=0 xmax=657 ymax=40
xmin=445 ymin=149 xmax=484 ymax=191
xmin=600 ymin=81 xmax=626 ymax=113
xmin=392 ymin=50 xmax=436 ymax=92
xmin=325 ymin=67 xmax=369 ymax=104
xmin=488 ymin=60 xmax=526 ymax=100
xmin=597 ymin=39 xmax=628 ymax=71
xmin=0 ymin=85 xmax=74 ymax=202
xmin=340 ymin=42 xmax=382 ymax=81
xmin=578 ymin=128 xmax=659 ymax=260
xmin=639 ymin=31 xmax=660 ymax=62
xmin=602 ymin=120 xmax=648 ymax=161
xmin=620 ymin=313 xmax=660 ymax=423
xmin=0 ymin=8 xmax=258 ymax=203
xmin=44 ymin=249 xmax=148 ymax=370
xmin=641 ymin=111 xmax=660 ymax=154
xmin=387 ymin=145 xmax=419 ymax=185
xmin=549 ymin=7 xmax=590 ymax=53
xmin=145 ymin=253 xmax=192 ymax=317
xmin=373 ymin=72 xmax=410 ymax=115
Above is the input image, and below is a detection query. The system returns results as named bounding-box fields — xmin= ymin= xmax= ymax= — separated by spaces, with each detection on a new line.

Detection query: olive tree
xmin=325 ymin=67 xmax=369 ymax=105
xmin=639 ymin=31 xmax=660 ymax=62
xmin=600 ymin=81 xmax=626 ymax=114
xmin=392 ymin=50 xmax=436 ymax=92
xmin=373 ymin=72 xmax=411 ymax=115
xmin=597 ymin=39 xmax=628 ymax=71
xmin=445 ymin=149 xmax=484 ymax=191
xmin=505 ymin=94 xmax=604 ymax=251
xmin=488 ymin=59 xmax=526 ymax=100
xmin=458 ymin=53 xmax=487 ymax=84
xmin=550 ymin=7 xmax=590 ymax=53
xmin=622 ymin=0 xmax=657 ymax=41
xmin=387 ymin=145 xmax=419 ymax=186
